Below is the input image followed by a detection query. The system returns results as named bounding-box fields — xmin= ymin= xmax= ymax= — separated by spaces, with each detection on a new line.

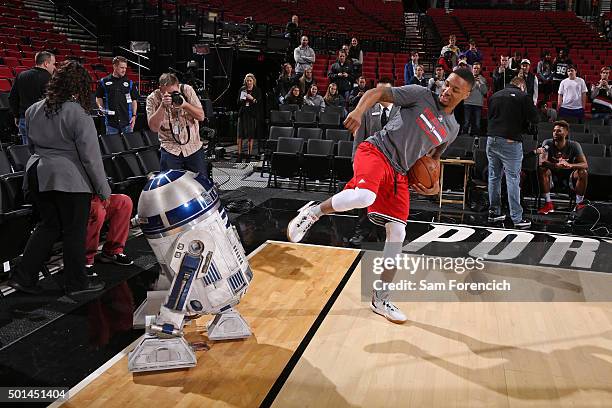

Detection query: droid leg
xmin=128 ymin=243 xmax=207 ymax=372
xmin=207 ymin=307 xmax=251 ymax=340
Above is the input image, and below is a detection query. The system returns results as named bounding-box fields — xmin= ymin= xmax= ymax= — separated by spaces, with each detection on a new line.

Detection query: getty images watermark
xmin=371 ymin=253 xmax=511 ymax=293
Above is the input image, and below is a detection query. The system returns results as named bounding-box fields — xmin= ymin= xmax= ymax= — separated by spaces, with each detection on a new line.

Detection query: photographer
xmin=146 ymin=73 xmax=207 ymax=174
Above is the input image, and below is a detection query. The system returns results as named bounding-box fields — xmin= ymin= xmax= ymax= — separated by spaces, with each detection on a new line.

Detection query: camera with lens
xmin=170 ymin=91 xmax=184 ymax=106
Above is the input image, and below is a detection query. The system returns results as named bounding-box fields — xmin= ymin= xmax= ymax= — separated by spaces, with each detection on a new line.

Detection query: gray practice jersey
xmin=366 ymin=85 xmax=460 ymax=174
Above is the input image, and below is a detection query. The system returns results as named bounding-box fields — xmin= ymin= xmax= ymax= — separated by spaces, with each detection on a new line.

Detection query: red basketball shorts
xmin=344 ymin=142 xmax=409 ymax=225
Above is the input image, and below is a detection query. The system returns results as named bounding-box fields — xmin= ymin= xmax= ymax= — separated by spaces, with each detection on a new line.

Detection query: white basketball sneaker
xmin=370 ymin=293 xmax=407 ymax=324
xmin=287 ymin=206 xmax=320 ymax=243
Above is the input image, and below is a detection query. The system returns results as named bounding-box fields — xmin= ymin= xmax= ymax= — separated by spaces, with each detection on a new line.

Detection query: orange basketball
xmin=407 ymin=156 xmax=440 ymax=189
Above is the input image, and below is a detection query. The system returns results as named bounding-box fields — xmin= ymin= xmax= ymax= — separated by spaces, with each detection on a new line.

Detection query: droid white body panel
xmin=128 ymin=171 xmax=253 ymax=372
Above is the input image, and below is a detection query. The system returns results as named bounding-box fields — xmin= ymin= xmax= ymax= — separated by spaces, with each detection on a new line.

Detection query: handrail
xmin=67 ymin=15 xmax=97 ymax=39
xmin=124 ymin=58 xmax=151 ymax=71
xmin=67 ymin=5 xmax=96 ymax=29
xmin=116 ymin=46 xmax=151 ymax=61
xmin=45 ymin=0 xmax=98 ymax=39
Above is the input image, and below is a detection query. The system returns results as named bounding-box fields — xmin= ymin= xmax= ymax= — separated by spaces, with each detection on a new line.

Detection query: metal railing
xmin=114 ymin=46 xmax=152 ymax=89
xmin=46 ymin=0 xmax=100 ymax=52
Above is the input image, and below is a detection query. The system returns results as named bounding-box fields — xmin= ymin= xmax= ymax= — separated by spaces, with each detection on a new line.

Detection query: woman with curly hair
xmin=8 ymin=60 xmax=109 ymax=296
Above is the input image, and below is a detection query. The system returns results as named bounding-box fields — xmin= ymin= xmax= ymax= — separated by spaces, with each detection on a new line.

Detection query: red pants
xmin=86 ymin=194 xmax=133 ymax=264
xmin=345 ymin=142 xmax=410 ymax=225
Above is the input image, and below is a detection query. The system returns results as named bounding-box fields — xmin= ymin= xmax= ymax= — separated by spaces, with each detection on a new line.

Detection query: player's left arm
xmin=571 ymin=154 xmax=588 ymax=170
xmin=411 ymin=144 xmax=444 ymax=196
xmin=428 ymin=143 xmax=446 ymax=160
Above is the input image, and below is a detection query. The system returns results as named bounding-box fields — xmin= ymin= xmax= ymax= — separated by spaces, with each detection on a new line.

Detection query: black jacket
xmin=237 ymin=86 xmax=262 ymax=118
xmin=275 ymin=75 xmax=295 ymax=99
xmin=8 ymin=67 xmax=51 ymax=118
xmin=410 ymin=76 xmax=428 ymax=87
xmin=487 ymin=85 xmax=538 ymax=142
xmin=348 ymin=86 xmax=368 ymax=109
xmin=328 ymin=61 xmax=354 ymax=93
xmin=492 ymin=67 xmax=515 ymax=93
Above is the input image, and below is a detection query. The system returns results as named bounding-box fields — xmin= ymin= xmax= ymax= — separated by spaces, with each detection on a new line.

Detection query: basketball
xmin=407 ymin=156 xmax=440 ymax=189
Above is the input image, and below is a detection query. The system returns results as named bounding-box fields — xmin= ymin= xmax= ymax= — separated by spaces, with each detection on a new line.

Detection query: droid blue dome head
xmin=143 ymin=170 xmax=186 ymax=192
xmin=137 ymin=170 xmax=220 ymax=238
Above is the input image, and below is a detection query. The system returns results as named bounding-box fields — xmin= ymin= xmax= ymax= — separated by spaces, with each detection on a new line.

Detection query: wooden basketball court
xmin=55 ymin=241 xmax=612 ymax=407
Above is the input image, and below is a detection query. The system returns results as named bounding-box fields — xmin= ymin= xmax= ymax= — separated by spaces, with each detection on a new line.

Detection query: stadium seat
xmin=268 ymin=137 xmax=304 ymax=189
xmin=302 ymin=139 xmax=334 ymax=191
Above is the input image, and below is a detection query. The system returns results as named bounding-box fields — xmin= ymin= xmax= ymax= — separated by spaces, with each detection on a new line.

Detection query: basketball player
xmin=349 ymin=78 xmax=400 ymax=247
xmin=287 ymin=68 xmax=475 ymax=323
xmin=537 ymin=120 xmax=589 ymax=214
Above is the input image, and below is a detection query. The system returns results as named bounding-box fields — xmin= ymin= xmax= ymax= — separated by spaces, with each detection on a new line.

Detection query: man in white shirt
xmin=557 ymin=65 xmax=587 ymax=121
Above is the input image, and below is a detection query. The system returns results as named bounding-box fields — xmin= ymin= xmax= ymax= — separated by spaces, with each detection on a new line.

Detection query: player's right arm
xmin=344 ymin=87 xmax=393 ymax=134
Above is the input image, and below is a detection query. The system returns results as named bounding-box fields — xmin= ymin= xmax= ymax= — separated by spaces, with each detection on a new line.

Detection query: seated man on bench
xmin=537 ymin=120 xmax=589 ymax=214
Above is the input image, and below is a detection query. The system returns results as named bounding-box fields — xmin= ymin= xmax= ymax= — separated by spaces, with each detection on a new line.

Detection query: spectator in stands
xmin=294 ymin=36 xmax=315 ymax=77
xmin=298 ymin=67 xmax=316 ymax=95
xmin=8 ymin=61 xmax=107 ymax=296
xmin=323 ymin=82 xmax=345 ymax=112
xmin=275 ymin=63 xmax=295 ymax=105
xmin=463 ymin=62 xmax=488 ymax=136
xmin=146 ymin=73 xmax=207 ymax=171
xmin=85 ymin=194 xmax=133 ymax=271
xmin=438 ymin=50 xmax=454 ymax=75
xmin=493 ymin=55 xmax=513 ymax=92
xmin=537 ymin=101 xmax=558 ymax=122
xmin=537 ymin=120 xmax=589 ymax=214
xmin=95 ymin=56 xmax=139 ymax=136
xmin=348 ymin=37 xmax=363 ymax=76
xmin=537 ymin=50 xmax=554 ymax=102
xmin=328 ymin=50 xmax=354 ymax=101
xmin=486 ymin=76 xmax=538 ymax=229
xmin=605 ymin=19 xmax=612 ymax=40
xmin=590 ymin=66 xmax=611 ymax=122
xmin=8 ymin=51 xmax=56 ymax=144
xmin=409 ymin=65 xmax=428 ymax=87
xmin=349 ymin=76 xmax=368 ymax=110
xmin=518 ymin=59 xmax=538 ymax=105
xmin=552 ymin=48 xmax=572 ymax=93
xmin=303 ymin=84 xmax=325 ymax=111
xmin=349 ymin=77 xmax=398 ymax=247
xmin=284 ymin=85 xmax=304 ymax=107
xmin=461 ymin=39 xmax=483 ymax=66
xmin=455 ymin=57 xmax=470 ymax=72
xmin=403 ymin=51 xmax=420 ymax=85
xmin=234 ymin=73 xmax=262 ymax=162
xmin=508 ymin=50 xmax=522 ymax=75
xmin=428 ymin=65 xmax=446 ymax=95
xmin=557 ymin=65 xmax=587 ymax=121
xmin=440 ymin=34 xmax=460 ymax=67
xmin=341 ymin=44 xmax=350 ymax=57
xmin=285 ymin=15 xmax=301 ymax=51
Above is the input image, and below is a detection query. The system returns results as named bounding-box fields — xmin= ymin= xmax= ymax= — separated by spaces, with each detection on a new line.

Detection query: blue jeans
xmin=160 ymin=147 xmax=209 ymax=177
xmin=106 ymin=125 xmax=132 ymax=135
xmin=591 ymin=112 xmax=610 ymax=123
xmin=463 ymin=105 xmax=482 ymax=136
xmin=486 ymin=136 xmax=523 ymax=223
xmin=558 ymin=107 xmax=584 ymax=120
xmin=18 ymin=117 xmax=27 ymax=145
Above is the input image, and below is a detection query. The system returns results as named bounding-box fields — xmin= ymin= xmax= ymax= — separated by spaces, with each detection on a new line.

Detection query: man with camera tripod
xmin=146 ymin=73 xmax=208 ymax=174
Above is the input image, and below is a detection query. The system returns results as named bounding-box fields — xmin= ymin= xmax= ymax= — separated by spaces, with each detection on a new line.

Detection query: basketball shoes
xmin=370 ymin=290 xmax=407 ymax=324
xmin=287 ymin=205 xmax=320 ymax=243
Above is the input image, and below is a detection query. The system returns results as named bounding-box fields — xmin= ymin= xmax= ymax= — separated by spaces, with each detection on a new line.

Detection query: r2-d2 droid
xmin=128 ymin=170 xmax=253 ymax=372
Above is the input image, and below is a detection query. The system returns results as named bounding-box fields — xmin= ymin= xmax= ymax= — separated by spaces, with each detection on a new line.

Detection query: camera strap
xmin=166 ymin=84 xmax=191 ymax=146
